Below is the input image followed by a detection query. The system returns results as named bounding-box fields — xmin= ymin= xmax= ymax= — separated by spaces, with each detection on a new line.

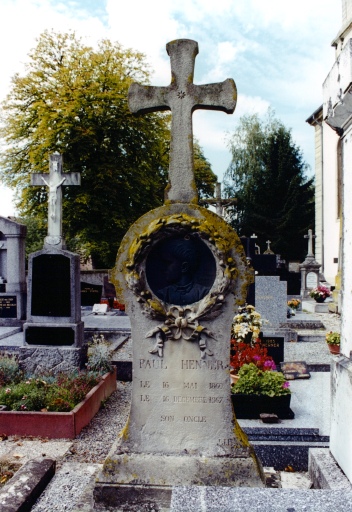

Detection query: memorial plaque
xmin=306 ymin=271 xmax=318 ymax=289
xmin=260 ymin=336 xmax=284 ymax=365
xmin=81 ymin=282 xmax=103 ymax=306
xmin=31 ymin=254 xmax=71 ymax=316
xmin=0 ymin=296 xmax=17 ymax=318
xmin=25 ymin=326 xmax=75 ymax=346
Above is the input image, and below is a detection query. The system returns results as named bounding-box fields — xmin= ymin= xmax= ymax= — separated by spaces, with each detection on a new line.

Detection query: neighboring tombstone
xmin=95 ymin=39 xmax=263 ymax=511
xmin=80 ymin=282 xmax=103 ymax=307
xmin=255 ymin=275 xmax=287 ymax=328
xmin=0 ymin=217 xmax=27 ymax=326
xmin=23 ymin=154 xmax=84 ymax=373
xmin=299 ymin=229 xmax=321 ymax=298
xmin=255 ymin=275 xmax=287 ymax=353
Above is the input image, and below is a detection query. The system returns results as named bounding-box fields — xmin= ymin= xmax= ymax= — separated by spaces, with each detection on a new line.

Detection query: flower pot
xmin=231 ymin=393 xmax=293 ymax=419
xmin=230 ymin=371 xmax=239 ymax=385
xmin=314 ymin=297 xmax=325 ymax=303
xmin=328 ymin=344 xmax=340 ymax=355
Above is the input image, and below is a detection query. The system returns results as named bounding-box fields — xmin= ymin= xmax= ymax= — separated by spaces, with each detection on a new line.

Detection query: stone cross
xmin=304 ymin=229 xmax=316 ymax=257
xmin=264 ymin=240 xmax=274 ymax=254
xmin=31 ymin=154 xmax=80 ymax=248
xmin=202 ymin=182 xmax=236 ymax=217
xmin=128 ymin=39 xmax=237 ymax=204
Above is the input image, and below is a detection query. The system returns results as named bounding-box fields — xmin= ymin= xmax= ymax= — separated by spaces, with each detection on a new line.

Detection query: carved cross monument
xmin=203 ymin=182 xmax=237 ymax=218
xmin=304 ymin=229 xmax=316 ymax=257
xmin=264 ymin=239 xmax=274 ymax=254
xmin=99 ymin=40 xmax=263 ymax=509
xmin=129 ymin=39 xmax=237 ymax=204
xmin=31 ymin=154 xmax=80 ymax=248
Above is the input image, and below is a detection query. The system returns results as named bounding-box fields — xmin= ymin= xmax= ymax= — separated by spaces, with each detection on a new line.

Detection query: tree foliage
xmin=0 ymin=31 xmax=216 ymax=267
xmin=224 ymin=110 xmax=314 ymax=262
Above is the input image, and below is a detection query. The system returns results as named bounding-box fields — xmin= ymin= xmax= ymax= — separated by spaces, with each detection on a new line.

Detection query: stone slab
xmin=0 ymin=440 xmax=72 ymax=464
xmin=302 ymin=300 xmax=329 ymax=313
xmin=0 ymin=327 xmax=21 ymax=341
xmin=0 ymin=458 xmax=55 ymax=512
xmin=309 ymin=448 xmax=352 ymax=490
xmin=170 ymin=486 xmax=352 ymax=511
xmin=98 ymin=452 xmax=263 ymax=487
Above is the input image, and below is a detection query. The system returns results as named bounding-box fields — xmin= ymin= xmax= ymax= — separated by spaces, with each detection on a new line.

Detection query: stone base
xmin=309 ymin=448 xmax=352 ymax=490
xmin=95 ymin=451 xmax=264 ymax=510
xmin=23 ymin=321 xmax=84 ymax=347
xmin=302 ymin=300 xmax=329 ymax=313
xmin=262 ymin=328 xmax=297 ymax=343
xmin=18 ymin=345 xmax=87 ymax=374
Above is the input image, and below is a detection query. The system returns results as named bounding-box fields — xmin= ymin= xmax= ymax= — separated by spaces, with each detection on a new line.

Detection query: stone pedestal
xmin=95 ymin=203 xmax=264 ymax=510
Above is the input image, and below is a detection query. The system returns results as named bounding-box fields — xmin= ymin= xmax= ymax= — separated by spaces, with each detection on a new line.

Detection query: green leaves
xmin=0 ymin=31 xmax=216 ymax=267
xmin=224 ymin=110 xmax=314 ymax=262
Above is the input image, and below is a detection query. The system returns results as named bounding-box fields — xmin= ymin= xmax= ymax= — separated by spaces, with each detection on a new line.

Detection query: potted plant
xmin=287 ymin=298 xmax=301 ymax=311
xmin=309 ymin=286 xmax=331 ymax=303
xmin=231 ymin=363 xmax=292 ymax=419
xmin=325 ymin=331 xmax=340 ymax=355
xmin=230 ymin=305 xmax=273 ymax=384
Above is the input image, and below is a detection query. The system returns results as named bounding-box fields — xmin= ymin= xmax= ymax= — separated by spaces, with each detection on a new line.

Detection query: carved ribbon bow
xmin=146 ymin=306 xmax=215 ymax=358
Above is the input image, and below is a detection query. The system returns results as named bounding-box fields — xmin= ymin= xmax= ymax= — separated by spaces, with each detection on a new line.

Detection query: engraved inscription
xmin=161 ymin=415 xmax=174 ymax=422
xmin=140 ymin=380 xmax=151 ymax=388
xmin=173 ymin=396 xmax=224 ymax=403
xmin=183 ymin=382 xmax=197 ymax=389
xmin=140 ymin=395 xmax=150 ymax=401
xmin=163 ymin=396 xmax=170 ymax=402
xmin=163 ymin=382 xmax=169 ymax=388
xmin=181 ymin=360 xmax=227 ymax=370
xmin=140 ymin=359 xmax=168 ymax=369
xmin=209 ymin=383 xmax=223 ymax=389
xmin=184 ymin=416 xmax=206 ymax=422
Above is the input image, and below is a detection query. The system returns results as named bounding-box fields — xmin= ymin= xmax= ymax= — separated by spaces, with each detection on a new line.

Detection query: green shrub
xmin=232 ymin=363 xmax=291 ymax=397
xmin=0 ymin=353 xmax=22 ymax=387
xmin=87 ymin=334 xmax=113 ymax=373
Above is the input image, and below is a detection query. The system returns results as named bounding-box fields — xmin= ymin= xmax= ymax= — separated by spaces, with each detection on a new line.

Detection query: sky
xmin=0 ymin=0 xmax=342 ymax=217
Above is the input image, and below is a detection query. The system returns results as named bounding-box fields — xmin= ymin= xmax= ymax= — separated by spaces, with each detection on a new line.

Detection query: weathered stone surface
xmin=309 ymin=448 xmax=352 ymax=490
xmin=98 ymin=201 xmax=263 ymax=493
xmin=129 ymin=39 xmax=236 ymax=204
xmin=0 ymin=458 xmax=55 ymax=512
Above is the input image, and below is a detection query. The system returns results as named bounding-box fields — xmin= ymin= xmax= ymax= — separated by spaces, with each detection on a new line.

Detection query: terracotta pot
xmin=230 ymin=371 xmax=239 ymax=385
xmin=328 ymin=344 xmax=340 ymax=355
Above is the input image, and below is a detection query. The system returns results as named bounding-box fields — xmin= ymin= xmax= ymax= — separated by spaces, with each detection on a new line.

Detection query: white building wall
xmin=321 ymin=125 xmax=340 ymax=283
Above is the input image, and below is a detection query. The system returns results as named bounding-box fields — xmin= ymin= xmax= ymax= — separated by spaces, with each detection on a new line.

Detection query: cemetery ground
xmin=0 ymin=307 xmax=349 ymax=511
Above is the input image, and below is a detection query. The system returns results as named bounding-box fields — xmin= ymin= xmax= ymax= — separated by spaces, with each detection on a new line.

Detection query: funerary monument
xmin=95 ymin=39 xmax=264 ymax=510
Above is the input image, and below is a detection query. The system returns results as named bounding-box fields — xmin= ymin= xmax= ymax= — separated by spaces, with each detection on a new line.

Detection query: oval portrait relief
xmin=146 ymin=234 xmax=216 ymax=306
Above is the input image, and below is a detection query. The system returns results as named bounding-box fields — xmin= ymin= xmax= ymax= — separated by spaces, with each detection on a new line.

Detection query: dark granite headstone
xmin=81 ymin=282 xmax=103 ymax=306
xmin=260 ymin=335 xmax=284 ymax=365
xmin=0 ymin=296 xmax=17 ymax=318
xmin=253 ymin=254 xmax=277 ymax=275
xmin=31 ymin=254 xmax=71 ymax=316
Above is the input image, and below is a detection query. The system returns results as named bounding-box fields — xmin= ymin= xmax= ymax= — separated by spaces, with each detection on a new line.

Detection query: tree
xmin=0 ymin=31 xmax=217 ymax=268
xmin=224 ymin=110 xmax=314 ymax=262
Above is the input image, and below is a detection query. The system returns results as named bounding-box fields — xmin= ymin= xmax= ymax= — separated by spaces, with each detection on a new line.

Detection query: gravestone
xmin=81 ymin=281 xmax=103 ymax=307
xmin=95 ymin=39 xmax=263 ymax=510
xmin=0 ymin=216 xmax=27 ymax=326
xmin=255 ymin=275 xmax=287 ymax=327
xmin=300 ymin=229 xmax=321 ymax=298
xmin=22 ymin=154 xmax=84 ymax=373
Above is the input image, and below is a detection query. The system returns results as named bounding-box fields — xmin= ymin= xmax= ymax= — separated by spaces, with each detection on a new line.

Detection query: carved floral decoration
xmin=124 ymin=213 xmax=249 ymax=358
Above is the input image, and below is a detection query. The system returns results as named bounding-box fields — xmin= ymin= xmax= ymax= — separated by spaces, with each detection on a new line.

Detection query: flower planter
xmin=231 ymin=392 xmax=293 ymax=419
xmin=0 ymin=368 xmax=116 ymax=439
xmin=328 ymin=344 xmax=340 ymax=355
xmin=314 ymin=297 xmax=325 ymax=303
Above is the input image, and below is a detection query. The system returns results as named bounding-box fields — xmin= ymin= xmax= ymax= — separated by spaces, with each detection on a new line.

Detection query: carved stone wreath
xmin=124 ymin=213 xmax=240 ymax=358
